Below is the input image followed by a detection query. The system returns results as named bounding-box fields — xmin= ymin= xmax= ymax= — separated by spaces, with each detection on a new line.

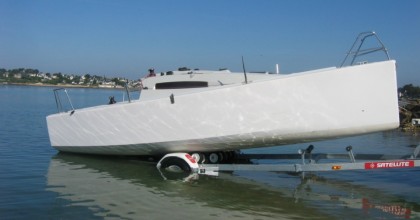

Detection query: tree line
xmin=399 ymin=84 xmax=420 ymax=98
xmin=0 ymin=68 xmax=129 ymax=87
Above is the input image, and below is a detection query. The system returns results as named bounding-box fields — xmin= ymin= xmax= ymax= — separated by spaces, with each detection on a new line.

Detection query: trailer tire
xmin=159 ymin=157 xmax=191 ymax=173
xmin=191 ymin=153 xmax=205 ymax=164
xmin=208 ymin=153 xmax=220 ymax=164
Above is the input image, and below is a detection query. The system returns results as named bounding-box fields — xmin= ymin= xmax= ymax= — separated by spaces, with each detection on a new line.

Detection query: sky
xmin=0 ymin=0 xmax=419 ymax=86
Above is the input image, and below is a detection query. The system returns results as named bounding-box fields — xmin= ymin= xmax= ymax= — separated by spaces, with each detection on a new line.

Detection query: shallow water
xmin=1 ymin=85 xmax=419 ymax=219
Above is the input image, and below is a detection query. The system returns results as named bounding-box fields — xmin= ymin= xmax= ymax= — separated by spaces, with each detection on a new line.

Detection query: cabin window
xmin=155 ymin=81 xmax=208 ymax=89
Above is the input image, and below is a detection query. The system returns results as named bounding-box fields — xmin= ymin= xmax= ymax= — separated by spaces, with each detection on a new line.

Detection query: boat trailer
xmin=157 ymin=144 xmax=420 ymax=177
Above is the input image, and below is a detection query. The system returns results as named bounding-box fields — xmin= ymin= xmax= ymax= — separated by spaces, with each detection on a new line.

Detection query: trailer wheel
xmin=208 ymin=153 xmax=220 ymax=164
xmin=218 ymin=152 xmax=225 ymax=162
xmin=159 ymin=157 xmax=191 ymax=173
xmin=191 ymin=153 xmax=205 ymax=164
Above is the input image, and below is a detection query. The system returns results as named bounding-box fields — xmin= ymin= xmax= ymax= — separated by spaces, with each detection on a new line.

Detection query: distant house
xmin=99 ymin=81 xmax=116 ymax=88
xmin=14 ymin=73 xmax=22 ymax=79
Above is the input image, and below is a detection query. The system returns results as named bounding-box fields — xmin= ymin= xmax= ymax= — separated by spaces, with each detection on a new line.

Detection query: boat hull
xmin=46 ymin=60 xmax=399 ymax=155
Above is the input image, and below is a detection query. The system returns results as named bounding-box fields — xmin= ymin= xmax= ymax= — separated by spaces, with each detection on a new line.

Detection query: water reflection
xmin=47 ymin=153 xmax=420 ymax=219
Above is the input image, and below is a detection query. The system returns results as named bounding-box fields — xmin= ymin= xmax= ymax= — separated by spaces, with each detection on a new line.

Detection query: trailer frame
xmin=157 ymin=144 xmax=420 ymax=178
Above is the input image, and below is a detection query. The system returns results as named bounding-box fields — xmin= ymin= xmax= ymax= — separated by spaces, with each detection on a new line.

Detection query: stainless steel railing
xmin=53 ymin=88 xmax=75 ymax=114
xmin=340 ymin=31 xmax=390 ymax=67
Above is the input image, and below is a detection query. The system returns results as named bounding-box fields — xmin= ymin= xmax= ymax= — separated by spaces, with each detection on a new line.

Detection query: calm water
xmin=1 ymin=85 xmax=419 ymax=220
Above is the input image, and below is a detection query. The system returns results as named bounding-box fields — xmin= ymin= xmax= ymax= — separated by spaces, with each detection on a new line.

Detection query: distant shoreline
xmin=2 ymin=82 xmax=125 ymax=90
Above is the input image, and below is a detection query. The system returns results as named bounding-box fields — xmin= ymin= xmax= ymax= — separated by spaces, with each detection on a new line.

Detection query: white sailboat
xmin=46 ymin=32 xmax=399 ymax=157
